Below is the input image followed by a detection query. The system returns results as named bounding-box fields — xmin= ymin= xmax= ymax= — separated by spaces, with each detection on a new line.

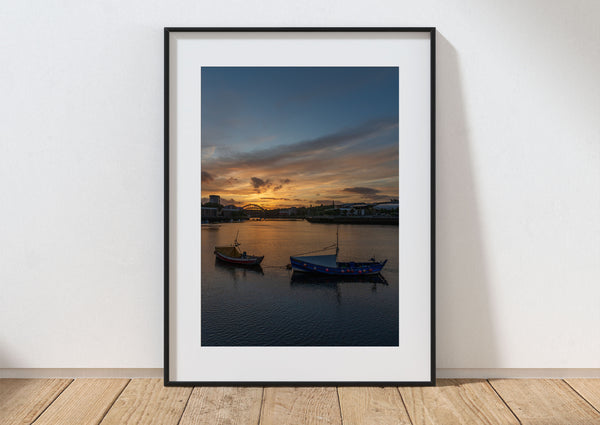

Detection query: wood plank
xmin=179 ymin=387 xmax=262 ymax=425
xmin=33 ymin=378 xmax=129 ymax=425
xmin=0 ymin=379 xmax=72 ymax=425
xmin=490 ymin=378 xmax=600 ymax=424
xmin=565 ymin=379 xmax=600 ymax=413
xmin=99 ymin=379 xmax=191 ymax=425
xmin=338 ymin=387 xmax=411 ymax=425
xmin=260 ymin=387 xmax=341 ymax=425
xmin=399 ymin=379 xmax=519 ymax=425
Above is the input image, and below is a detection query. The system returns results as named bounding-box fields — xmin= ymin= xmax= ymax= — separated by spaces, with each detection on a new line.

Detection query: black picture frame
xmin=165 ymin=27 xmax=436 ymax=386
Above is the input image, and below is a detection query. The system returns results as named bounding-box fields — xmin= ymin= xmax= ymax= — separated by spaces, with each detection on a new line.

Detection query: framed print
xmin=165 ymin=27 xmax=435 ymax=386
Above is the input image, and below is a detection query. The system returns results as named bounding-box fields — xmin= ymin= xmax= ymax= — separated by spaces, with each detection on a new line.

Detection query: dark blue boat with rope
xmin=290 ymin=228 xmax=387 ymax=276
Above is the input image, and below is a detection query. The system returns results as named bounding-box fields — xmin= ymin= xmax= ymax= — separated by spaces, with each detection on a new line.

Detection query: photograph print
xmin=200 ymin=66 xmax=400 ymax=347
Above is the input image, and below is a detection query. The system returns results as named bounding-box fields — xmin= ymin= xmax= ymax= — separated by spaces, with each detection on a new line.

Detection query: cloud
xmin=202 ymin=117 xmax=399 ymax=206
xmin=221 ymin=197 xmax=239 ymax=205
xmin=251 ymin=177 xmax=270 ymax=188
xmin=250 ymin=176 xmax=273 ymax=193
xmin=342 ymin=187 xmax=381 ymax=195
xmin=202 ymin=145 xmax=216 ymax=159
xmin=201 ymin=171 xmax=214 ymax=183
xmin=205 ymin=117 xmax=397 ymax=171
xmin=342 ymin=187 xmax=396 ymax=201
xmin=272 ymin=178 xmax=292 ymax=191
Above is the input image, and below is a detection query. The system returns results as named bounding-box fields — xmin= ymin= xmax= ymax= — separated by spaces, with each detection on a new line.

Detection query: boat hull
xmin=215 ymin=251 xmax=264 ymax=266
xmin=290 ymin=256 xmax=386 ymax=275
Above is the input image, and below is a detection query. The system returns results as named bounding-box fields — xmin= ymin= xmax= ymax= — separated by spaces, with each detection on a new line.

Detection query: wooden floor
xmin=1 ymin=379 xmax=599 ymax=424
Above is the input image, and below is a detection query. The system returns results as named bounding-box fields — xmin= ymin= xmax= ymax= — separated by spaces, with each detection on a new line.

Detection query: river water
xmin=201 ymin=220 xmax=399 ymax=346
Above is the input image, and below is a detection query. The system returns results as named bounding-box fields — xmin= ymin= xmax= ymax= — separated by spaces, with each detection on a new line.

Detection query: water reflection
xmin=289 ymin=272 xmax=388 ymax=304
xmin=214 ymin=258 xmax=264 ymax=277
xmin=201 ymin=220 xmax=399 ymax=346
xmin=290 ymin=271 xmax=388 ymax=286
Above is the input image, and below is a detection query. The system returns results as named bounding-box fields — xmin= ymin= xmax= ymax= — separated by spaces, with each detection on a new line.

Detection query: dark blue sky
xmin=201 ymin=67 xmax=399 ymax=207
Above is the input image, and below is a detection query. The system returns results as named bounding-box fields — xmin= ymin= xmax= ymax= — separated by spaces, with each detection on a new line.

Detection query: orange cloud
xmin=201 ymin=118 xmax=398 ymax=208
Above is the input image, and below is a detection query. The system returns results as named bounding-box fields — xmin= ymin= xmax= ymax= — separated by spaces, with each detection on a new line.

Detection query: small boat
xmin=290 ymin=228 xmax=387 ymax=276
xmin=214 ymin=232 xmax=264 ymax=266
xmin=215 ymin=258 xmax=264 ymax=275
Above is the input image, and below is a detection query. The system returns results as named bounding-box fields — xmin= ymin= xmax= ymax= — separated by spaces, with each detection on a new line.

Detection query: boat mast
xmin=336 ymin=225 xmax=339 ymax=257
xmin=234 ymin=230 xmax=240 ymax=247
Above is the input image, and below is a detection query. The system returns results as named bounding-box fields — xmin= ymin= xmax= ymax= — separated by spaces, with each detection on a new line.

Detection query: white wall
xmin=1 ymin=0 xmax=598 ymax=372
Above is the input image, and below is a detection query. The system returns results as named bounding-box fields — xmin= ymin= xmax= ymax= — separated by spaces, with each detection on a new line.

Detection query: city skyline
xmin=203 ymin=193 xmax=397 ymax=209
xmin=201 ymin=67 xmax=399 ymax=208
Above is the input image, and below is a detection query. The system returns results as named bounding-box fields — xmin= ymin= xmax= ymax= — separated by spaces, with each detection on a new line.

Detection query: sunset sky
xmin=201 ymin=67 xmax=399 ymax=208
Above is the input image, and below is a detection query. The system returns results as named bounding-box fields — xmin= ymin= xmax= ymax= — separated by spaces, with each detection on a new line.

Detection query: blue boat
xmin=290 ymin=228 xmax=387 ymax=276
xmin=290 ymin=254 xmax=387 ymax=275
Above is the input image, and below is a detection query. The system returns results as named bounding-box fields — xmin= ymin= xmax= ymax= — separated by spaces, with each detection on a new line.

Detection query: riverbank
xmin=201 ymin=217 xmax=248 ymax=223
xmin=305 ymin=216 xmax=398 ymax=225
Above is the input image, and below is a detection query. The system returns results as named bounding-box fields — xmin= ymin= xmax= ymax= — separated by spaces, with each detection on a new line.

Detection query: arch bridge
xmin=241 ymin=204 xmax=265 ymax=211
xmin=240 ymin=203 xmax=266 ymax=217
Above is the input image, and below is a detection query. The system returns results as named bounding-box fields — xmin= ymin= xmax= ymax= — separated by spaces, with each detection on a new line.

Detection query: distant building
xmin=374 ymin=203 xmax=399 ymax=211
xmin=279 ymin=207 xmax=297 ymax=216
xmin=201 ymin=207 xmax=218 ymax=217
xmin=222 ymin=205 xmax=241 ymax=218
xmin=338 ymin=203 xmax=370 ymax=216
xmin=209 ymin=195 xmax=220 ymax=205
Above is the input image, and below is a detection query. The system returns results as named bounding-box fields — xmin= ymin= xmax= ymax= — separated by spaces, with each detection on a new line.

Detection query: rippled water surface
xmin=201 ymin=220 xmax=399 ymax=346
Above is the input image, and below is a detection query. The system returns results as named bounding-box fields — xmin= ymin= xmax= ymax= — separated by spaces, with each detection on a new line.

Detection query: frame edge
xmin=164 ymin=27 xmax=171 ymax=386
xmin=163 ymin=26 xmax=437 ymax=387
